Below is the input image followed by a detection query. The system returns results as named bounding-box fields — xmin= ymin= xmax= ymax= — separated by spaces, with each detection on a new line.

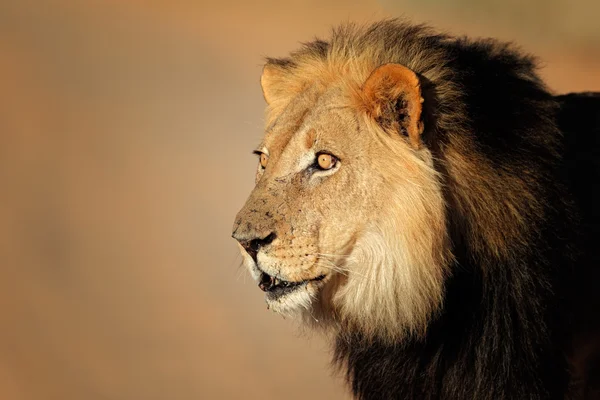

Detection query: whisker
xmin=314 ymin=252 xmax=351 ymax=258
xmin=228 ymin=250 xmax=243 ymax=269
xmin=314 ymin=259 xmax=369 ymax=280
xmin=314 ymin=262 xmax=350 ymax=276
xmin=236 ymin=264 xmax=248 ymax=283
xmin=311 ymin=254 xmax=353 ymax=271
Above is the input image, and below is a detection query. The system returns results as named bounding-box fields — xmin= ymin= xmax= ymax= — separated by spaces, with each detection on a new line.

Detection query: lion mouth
xmin=258 ymin=271 xmax=325 ymax=297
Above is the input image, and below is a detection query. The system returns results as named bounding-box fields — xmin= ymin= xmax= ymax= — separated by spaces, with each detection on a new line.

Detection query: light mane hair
xmin=330 ymin=120 xmax=451 ymax=341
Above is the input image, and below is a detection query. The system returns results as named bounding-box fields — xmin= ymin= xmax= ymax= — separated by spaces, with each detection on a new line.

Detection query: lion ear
xmin=260 ymin=60 xmax=300 ymax=105
xmin=361 ymin=63 xmax=424 ymax=148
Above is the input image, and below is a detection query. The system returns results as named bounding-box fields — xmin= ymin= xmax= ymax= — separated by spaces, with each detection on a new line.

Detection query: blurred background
xmin=0 ymin=1 xmax=598 ymax=399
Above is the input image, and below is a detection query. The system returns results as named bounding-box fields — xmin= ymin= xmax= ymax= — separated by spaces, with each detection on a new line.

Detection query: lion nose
xmin=234 ymin=232 xmax=276 ymax=263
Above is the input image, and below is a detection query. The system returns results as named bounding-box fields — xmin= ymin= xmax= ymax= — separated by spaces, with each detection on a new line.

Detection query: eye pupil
xmin=317 ymin=153 xmax=335 ymax=170
xmin=260 ymin=153 xmax=268 ymax=168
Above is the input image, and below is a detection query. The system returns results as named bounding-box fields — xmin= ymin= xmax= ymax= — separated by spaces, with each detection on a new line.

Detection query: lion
xmin=232 ymin=20 xmax=600 ymax=399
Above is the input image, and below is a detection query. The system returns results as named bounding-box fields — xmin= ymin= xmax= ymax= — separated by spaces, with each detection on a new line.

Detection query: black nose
xmin=236 ymin=233 xmax=276 ymax=263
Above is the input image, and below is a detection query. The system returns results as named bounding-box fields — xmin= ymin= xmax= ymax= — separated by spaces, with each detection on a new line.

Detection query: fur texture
xmin=233 ymin=20 xmax=600 ymax=399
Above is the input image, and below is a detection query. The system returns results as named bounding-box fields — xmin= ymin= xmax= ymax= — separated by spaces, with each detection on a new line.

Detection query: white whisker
xmin=314 ymin=259 xmax=369 ymax=280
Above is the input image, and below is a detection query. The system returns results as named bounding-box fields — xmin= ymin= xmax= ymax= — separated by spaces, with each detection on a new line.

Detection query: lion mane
xmin=233 ymin=20 xmax=600 ymax=399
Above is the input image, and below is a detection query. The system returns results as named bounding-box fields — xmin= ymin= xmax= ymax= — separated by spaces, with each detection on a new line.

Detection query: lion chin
xmin=232 ymin=19 xmax=600 ymax=400
xmin=258 ymin=270 xmax=325 ymax=315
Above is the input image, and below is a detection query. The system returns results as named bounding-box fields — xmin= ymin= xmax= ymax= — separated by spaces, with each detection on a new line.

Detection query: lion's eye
xmin=259 ymin=153 xmax=269 ymax=169
xmin=316 ymin=153 xmax=337 ymax=170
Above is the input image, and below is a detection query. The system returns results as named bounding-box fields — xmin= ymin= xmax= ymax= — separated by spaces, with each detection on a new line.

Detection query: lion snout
xmin=232 ymin=231 xmax=276 ymax=263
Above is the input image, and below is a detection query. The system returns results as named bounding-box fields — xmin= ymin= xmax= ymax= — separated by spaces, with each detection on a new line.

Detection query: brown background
xmin=0 ymin=1 xmax=598 ymax=399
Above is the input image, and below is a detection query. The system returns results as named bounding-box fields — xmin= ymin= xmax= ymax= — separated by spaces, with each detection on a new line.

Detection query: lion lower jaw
xmin=264 ymin=284 xmax=315 ymax=317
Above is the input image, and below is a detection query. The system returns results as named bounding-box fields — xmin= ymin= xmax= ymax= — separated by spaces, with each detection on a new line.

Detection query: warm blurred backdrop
xmin=0 ymin=1 xmax=598 ymax=399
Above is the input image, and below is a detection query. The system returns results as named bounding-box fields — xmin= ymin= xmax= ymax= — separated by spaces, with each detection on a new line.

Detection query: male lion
xmin=232 ymin=20 xmax=600 ymax=399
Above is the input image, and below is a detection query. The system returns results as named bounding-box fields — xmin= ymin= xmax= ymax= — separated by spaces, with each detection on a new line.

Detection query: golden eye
xmin=260 ymin=153 xmax=269 ymax=169
xmin=317 ymin=153 xmax=337 ymax=170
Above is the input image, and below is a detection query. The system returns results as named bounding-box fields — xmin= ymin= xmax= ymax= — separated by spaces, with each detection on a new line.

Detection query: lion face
xmin=233 ymin=63 xmax=450 ymax=341
xmin=233 ymin=87 xmax=375 ymax=314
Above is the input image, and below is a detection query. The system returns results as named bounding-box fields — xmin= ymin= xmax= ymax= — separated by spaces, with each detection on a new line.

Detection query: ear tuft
xmin=361 ymin=63 xmax=424 ymax=148
xmin=260 ymin=64 xmax=280 ymax=105
xmin=260 ymin=59 xmax=297 ymax=105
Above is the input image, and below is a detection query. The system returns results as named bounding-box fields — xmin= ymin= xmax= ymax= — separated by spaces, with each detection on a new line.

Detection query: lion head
xmin=232 ymin=23 xmax=461 ymax=342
